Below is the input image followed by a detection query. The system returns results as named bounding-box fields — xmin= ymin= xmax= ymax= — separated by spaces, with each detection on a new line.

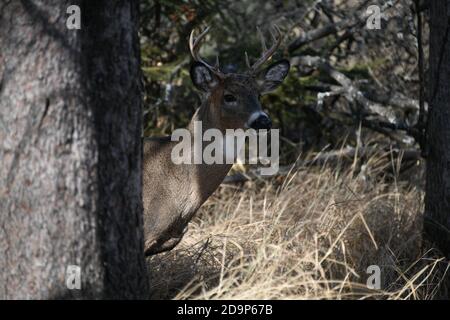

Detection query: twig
xmin=222 ymin=147 xmax=422 ymax=183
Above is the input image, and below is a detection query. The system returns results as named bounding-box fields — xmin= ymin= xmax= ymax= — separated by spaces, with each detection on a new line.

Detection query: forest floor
xmin=147 ymin=149 xmax=449 ymax=300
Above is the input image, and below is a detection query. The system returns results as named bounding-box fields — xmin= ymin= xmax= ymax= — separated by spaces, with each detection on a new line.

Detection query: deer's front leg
xmin=144 ymin=226 xmax=188 ymax=256
xmin=145 ymin=235 xmax=183 ymax=255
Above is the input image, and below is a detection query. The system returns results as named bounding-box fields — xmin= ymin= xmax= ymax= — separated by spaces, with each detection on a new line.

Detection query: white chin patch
xmin=245 ymin=111 xmax=268 ymax=128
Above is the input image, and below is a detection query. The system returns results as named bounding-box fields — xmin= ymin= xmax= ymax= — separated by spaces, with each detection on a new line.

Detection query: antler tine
xmin=245 ymin=51 xmax=251 ymax=69
xmin=215 ymin=55 xmax=220 ymax=69
xmin=257 ymin=26 xmax=267 ymax=52
xmin=189 ymin=26 xmax=223 ymax=76
xmin=189 ymin=26 xmax=210 ymax=62
xmin=270 ymin=24 xmax=281 ymax=41
xmin=248 ymin=24 xmax=283 ymax=74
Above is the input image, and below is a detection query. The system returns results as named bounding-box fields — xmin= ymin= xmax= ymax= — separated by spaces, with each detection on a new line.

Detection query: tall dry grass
xmin=147 ymin=149 xmax=449 ymax=300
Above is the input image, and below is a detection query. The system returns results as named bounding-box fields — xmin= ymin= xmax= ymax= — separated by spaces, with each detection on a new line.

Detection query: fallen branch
xmin=291 ymin=55 xmax=400 ymax=123
xmin=223 ymin=147 xmax=422 ymax=183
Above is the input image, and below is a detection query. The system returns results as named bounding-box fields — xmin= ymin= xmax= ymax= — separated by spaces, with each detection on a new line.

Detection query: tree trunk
xmin=424 ymin=0 xmax=450 ymax=258
xmin=0 ymin=0 xmax=148 ymax=299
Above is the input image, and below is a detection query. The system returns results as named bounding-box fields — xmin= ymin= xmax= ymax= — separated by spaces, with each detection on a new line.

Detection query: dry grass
xmin=147 ymin=149 xmax=449 ymax=300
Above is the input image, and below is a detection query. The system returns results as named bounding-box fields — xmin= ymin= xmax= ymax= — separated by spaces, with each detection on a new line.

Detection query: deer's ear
xmin=190 ymin=62 xmax=219 ymax=92
xmin=259 ymin=59 xmax=290 ymax=94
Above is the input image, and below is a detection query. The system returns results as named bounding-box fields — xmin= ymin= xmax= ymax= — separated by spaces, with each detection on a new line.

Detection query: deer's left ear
xmin=258 ymin=59 xmax=290 ymax=94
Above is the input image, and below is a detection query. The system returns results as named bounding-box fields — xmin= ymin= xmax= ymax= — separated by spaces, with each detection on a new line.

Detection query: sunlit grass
xmin=147 ymin=149 xmax=449 ymax=300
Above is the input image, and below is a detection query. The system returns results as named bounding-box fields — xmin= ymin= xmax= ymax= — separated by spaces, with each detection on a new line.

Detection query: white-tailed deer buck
xmin=143 ymin=26 xmax=290 ymax=255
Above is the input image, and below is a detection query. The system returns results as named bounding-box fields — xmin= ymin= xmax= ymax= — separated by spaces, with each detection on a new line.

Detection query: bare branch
xmin=223 ymin=147 xmax=422 ymax=183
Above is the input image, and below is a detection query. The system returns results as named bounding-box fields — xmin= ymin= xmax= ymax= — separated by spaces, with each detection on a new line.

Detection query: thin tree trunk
xmin=0 ymin=0 xmax=148 ymax=299
xmin=424 ymin=0 xmax=450 ymax=258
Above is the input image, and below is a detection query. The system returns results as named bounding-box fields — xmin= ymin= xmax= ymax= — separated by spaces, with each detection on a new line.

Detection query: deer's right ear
xmin=190 ymin=62 xmax=219 ymax=92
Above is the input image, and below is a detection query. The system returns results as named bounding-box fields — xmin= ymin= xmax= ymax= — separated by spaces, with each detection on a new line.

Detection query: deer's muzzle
xmin=247 ymin=112 xmax=272 ymax=130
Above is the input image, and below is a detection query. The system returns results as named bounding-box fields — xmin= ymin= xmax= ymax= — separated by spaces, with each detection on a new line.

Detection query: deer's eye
xmin=224 ymin=94 xmax=237 ymax=103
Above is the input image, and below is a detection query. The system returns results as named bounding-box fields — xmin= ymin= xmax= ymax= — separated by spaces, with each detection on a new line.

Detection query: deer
xmin=143 ymin=26 xmax=290 ymax=255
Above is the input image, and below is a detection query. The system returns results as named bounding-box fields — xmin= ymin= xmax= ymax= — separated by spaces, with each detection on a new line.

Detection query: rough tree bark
xmin=424 ymin=0 xmax=450 ymax=258
xmin=0 ymin=1 xmax=148 ymax=299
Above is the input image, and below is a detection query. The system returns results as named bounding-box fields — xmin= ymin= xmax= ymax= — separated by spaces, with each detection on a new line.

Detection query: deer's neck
xmin=187 ymin=97 xmax=219 ymax=132
xmin=183 ymin=99 xmax=233 ymax=207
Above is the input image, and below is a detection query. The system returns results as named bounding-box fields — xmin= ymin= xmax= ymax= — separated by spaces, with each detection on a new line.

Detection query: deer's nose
xmin=248 ymin=113 xmax=272 ymax=130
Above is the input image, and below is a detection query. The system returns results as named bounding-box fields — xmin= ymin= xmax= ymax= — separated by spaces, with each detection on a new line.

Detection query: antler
xmin=189 ymin=26 xmax=223 ymax=77
xmin=246 ymin=25 xmax=283 ymax=74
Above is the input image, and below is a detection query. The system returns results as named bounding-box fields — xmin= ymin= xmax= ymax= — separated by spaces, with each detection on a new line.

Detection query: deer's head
xmin=189 ymin=26 xmax=290 ymax=131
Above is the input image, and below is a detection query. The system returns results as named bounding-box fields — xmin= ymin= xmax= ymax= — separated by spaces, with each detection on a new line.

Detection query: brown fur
xmin=143 ymin=60 xmax=289 ymax=255
xmin=143 ymin=74 xmax=263 ymax=255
